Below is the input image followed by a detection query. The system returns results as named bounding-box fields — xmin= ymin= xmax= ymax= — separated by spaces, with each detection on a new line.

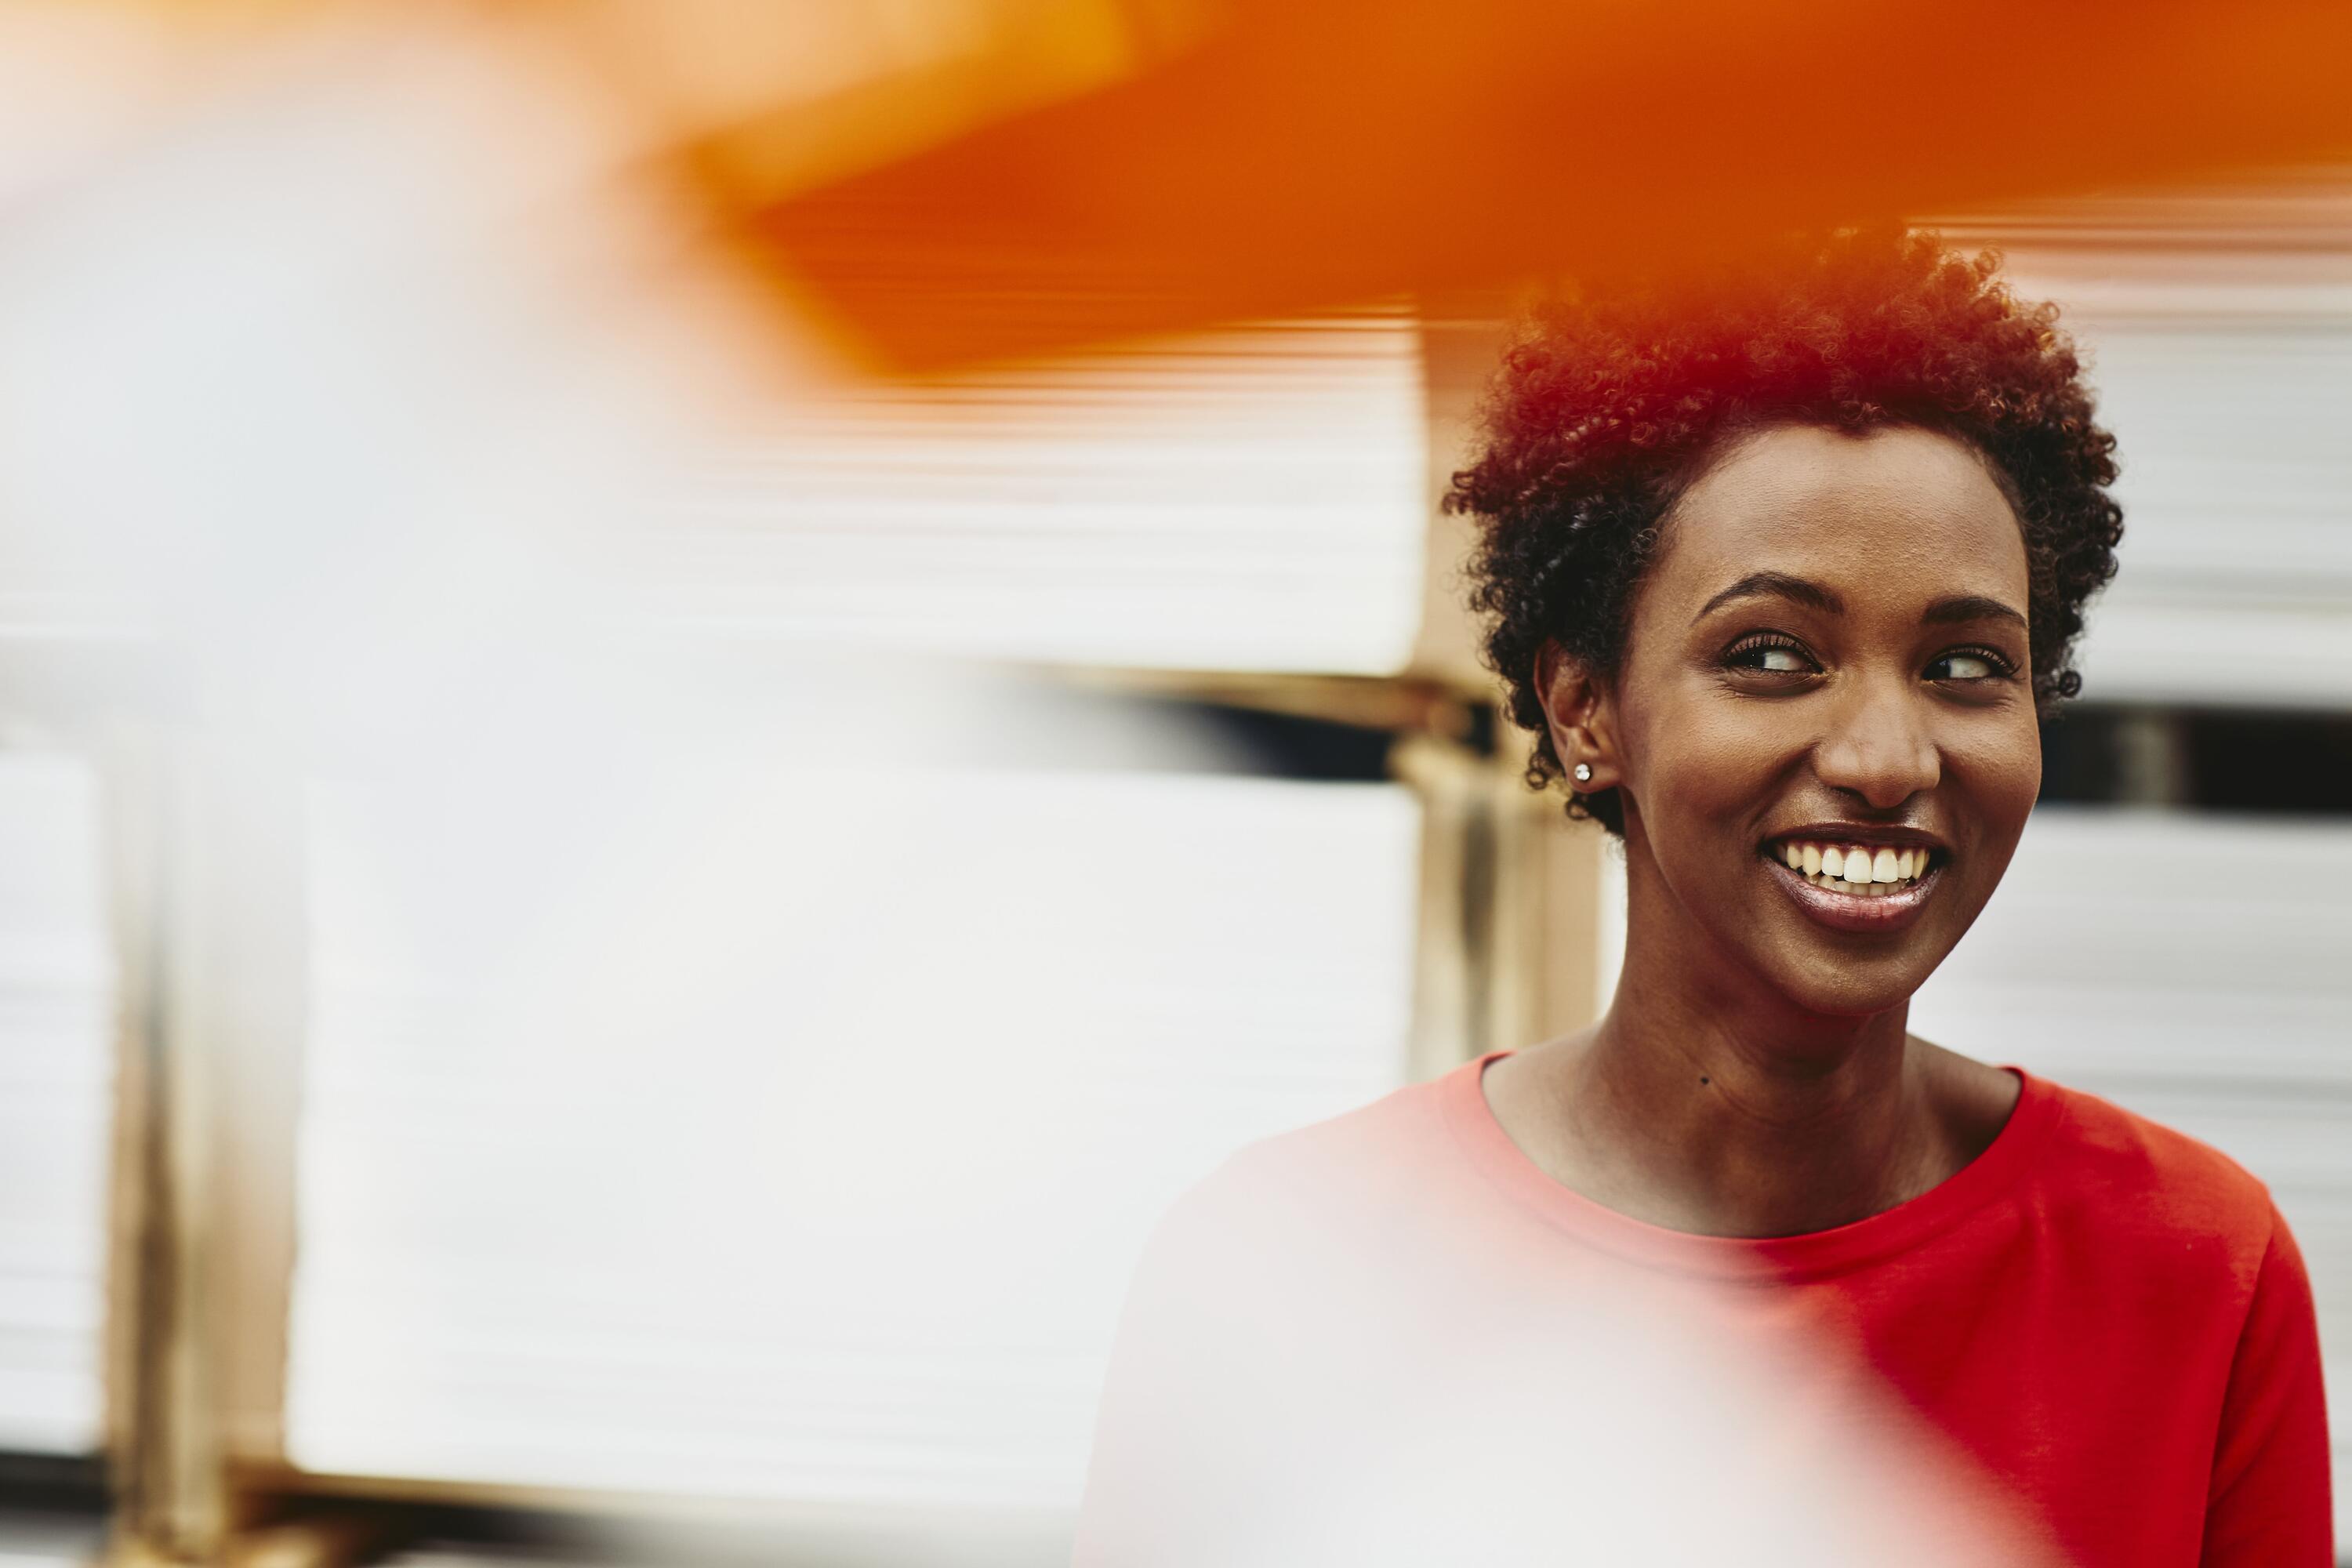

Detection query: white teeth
xmin=1776 ymin=839 xmax=1940 ymax=892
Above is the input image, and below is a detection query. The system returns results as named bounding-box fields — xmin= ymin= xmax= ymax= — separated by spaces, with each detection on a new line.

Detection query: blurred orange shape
xmin=734 ymin=0 xmax=2352 ymax=368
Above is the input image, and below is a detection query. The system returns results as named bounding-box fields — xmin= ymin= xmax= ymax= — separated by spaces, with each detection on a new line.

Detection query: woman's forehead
xmin=1654 ymin=423 xmax=2030 ymax=600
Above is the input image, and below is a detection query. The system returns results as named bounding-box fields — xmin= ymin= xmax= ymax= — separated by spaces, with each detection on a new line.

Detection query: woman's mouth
xmin=1758 ymin=836 xmax=1946 ymax=933
xmin=1769 ymin=837 xmax=1934 ymax=895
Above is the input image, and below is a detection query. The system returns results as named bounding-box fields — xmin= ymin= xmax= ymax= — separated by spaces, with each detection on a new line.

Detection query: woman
xmin=1072 ymin=228 xmax=2331 ymax=1566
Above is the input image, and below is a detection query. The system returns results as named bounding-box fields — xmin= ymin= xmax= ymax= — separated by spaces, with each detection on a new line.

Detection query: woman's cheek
xmin=1946 ymin=721 xmax=2043 ymax=835
xmin=1635 ymin=711 xmax=1771 ymax=854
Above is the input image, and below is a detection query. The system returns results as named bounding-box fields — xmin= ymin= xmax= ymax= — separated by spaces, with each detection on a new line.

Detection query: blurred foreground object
xmin=736 ymin=0 xmax=2352 ymax=365
xmin=19 ymin=0 xmax=2352 ymax=372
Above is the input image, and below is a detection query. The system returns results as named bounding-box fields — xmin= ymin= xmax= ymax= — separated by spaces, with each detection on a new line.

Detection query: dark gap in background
xmin=0 ymin=1453 xmax=108 ymax=1513
xmin=1181 ymin=702 xmax=1402 ymax=782
xmin=2040 ymin=705 xmax=2352 ymax=815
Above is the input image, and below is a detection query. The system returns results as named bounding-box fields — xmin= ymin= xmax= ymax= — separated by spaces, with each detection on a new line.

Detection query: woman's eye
xmin=1724 ymin=638 xmax=1817 ymax=675
xmin=1926 ymin=649 xmax=2011 ymax=681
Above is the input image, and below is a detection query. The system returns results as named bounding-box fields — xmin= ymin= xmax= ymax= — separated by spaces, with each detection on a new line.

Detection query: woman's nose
xmin=1813 ymin=677 xmax=1940 ymax=810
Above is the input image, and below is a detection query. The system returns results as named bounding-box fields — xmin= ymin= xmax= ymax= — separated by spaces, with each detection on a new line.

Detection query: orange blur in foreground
xmin=739 ymin=0 xmax=2352 ymax=368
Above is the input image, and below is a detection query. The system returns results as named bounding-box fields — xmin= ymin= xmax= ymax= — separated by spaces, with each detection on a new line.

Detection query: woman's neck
xmin=1486 ymin=885 xmax=2000 ymax=1238
xmin=1571 ymin=981 xmax=1935 ymax=1238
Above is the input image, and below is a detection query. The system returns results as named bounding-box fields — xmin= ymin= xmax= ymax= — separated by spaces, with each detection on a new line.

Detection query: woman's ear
xmin=1534 ymin=641 xmax=1621 ymax=790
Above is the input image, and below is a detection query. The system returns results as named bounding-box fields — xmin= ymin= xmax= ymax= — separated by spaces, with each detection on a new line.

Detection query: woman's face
xmin=1570 ymin=422 xmax=2042 ymax=1018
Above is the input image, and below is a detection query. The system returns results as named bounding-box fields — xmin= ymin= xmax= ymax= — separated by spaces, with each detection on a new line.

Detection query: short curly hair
xmin=1444 ymin=224 xmax=2124 ymax=834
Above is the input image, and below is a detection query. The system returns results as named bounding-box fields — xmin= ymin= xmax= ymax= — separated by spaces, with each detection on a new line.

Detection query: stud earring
xmin=1571 ymin=762 xmax=1594 ymax=784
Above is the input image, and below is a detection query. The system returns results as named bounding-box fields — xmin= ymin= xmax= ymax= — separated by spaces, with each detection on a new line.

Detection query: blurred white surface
xmin=1908 ymin=804 xmax=2352 ymax=1542
xmin=2066 ymin=310 xmax=2352 ymax=709
xmin=285 ymin=761 xmax=1420 ymax=1508
xmin=1998 ymin=194 xmax=2352 ymax=708
xmin=637 ymin=314 xmax=1430 ymax=671
xmin=0 ymin=753 xmax=116 ymax=1457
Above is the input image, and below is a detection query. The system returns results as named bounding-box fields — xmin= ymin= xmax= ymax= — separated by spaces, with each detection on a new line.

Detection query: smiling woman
xmin=1073 ymin=228 xmax=2333 ymax=1567
xmin=1556 ymin=419 xmax=2047 ymax=1013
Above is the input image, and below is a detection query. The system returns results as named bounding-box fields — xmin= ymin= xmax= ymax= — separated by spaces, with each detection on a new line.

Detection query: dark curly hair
xmin=1444 ymin=224 xmax=2124 ymax=834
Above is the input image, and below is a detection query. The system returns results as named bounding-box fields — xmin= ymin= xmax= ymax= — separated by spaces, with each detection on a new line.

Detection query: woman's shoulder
xmin=2024 ymin=1069 xmax=2287 ymax=1282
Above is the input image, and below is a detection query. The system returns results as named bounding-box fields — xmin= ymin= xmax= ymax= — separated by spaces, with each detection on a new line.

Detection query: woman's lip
xmin=1764 ymin=826 xmax=1949 ymax=855
xmin=1762 ymin=852 xmax=1943 ymax=935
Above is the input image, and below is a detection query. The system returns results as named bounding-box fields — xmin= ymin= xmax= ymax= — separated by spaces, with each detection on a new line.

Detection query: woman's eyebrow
xmin=1922 ymin=594 xmax=2028 ymax=630
xmin=1693 ymin=571 xmax=1842 ymax=623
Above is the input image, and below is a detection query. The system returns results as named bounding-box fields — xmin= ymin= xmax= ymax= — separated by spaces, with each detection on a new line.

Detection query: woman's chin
xmin=1773 ymin=970 xmax=1922 ymax=1021
xmin=1735 ymin=929 xmax=1940 ymax=1021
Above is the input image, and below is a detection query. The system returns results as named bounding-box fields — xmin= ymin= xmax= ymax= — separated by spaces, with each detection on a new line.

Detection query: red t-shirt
xmin=1074 ymin=1054 xmax=2332 ymax=1566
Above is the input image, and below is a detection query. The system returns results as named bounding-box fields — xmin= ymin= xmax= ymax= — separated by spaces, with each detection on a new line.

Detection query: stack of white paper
xmin=636 ymin=313 xmax=1430 ymax=673
xmin=285 ymin=763 xmax=1421 ymax=1514
xmin=0 ymin=754 xmax=116 ymax=1457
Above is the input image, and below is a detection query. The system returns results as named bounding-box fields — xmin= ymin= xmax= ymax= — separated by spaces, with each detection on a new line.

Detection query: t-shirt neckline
xmin=1438 ymin=1050 xmax=2061 ymax=1281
